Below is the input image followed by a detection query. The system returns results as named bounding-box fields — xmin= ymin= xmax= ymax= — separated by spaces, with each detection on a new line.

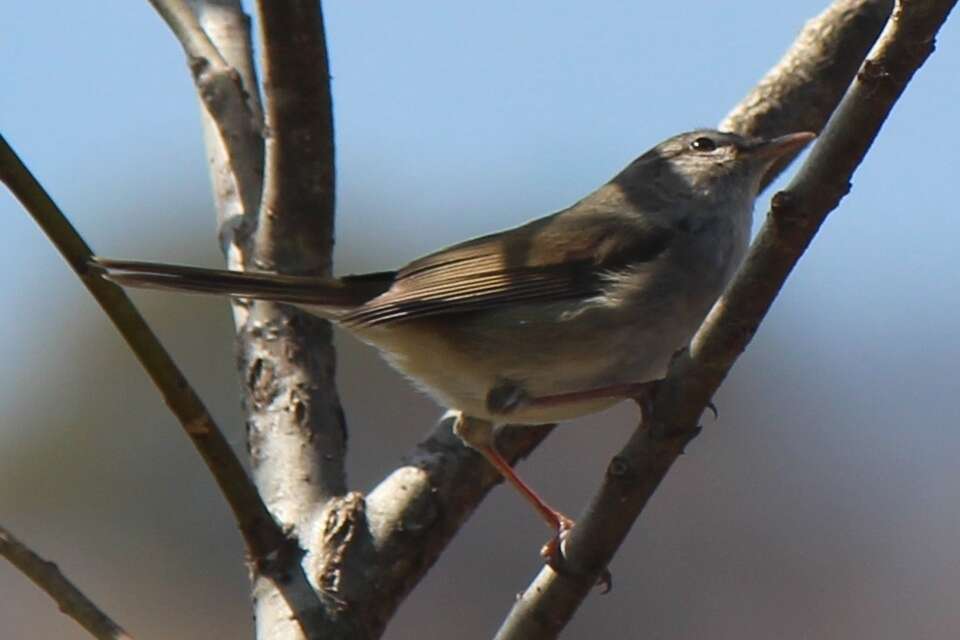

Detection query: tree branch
xmin=148 ymin=0 xmax=263 ymax=220
xmin=188 ymin=0 xmax=265 ymax=257
xmin=149 ymin=2 xmax=548 ymax=635
xmin=0 ymin=107 xmax=322 ymax=640
xmin=0 ymin=525 xmax=133 ymax=640
xmin=721 ymin=0 xmax=897 ymax=188
xmin=302 ymin=419 xmax=555 ymax=638
xmin=246 ymin=0 xmax=343 ymax=522
xmin=493 ymin=0 xmax=955 ymax=637
xmin=149 ymin=1 xmax=346 ymax=638
xmin=224 ymin=1 xmax=348 ymax=638
xmin=0 ymin=136 xmax=285 ymax=575
xmin=146 ymin=0 xmax=356 ymax=636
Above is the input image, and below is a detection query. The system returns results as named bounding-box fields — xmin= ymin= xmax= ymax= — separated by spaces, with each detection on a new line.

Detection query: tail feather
xmin=91 ymin=258 xmax=394 ymax=308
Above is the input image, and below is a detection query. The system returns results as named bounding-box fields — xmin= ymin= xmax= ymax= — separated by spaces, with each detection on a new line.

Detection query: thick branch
xmin=243 ymin=0 xmax=344 ymax=525
xmin=226 ymin=1 xmax=346 ymax=638
xmin=494 ymin=1 xmax=955 ymax=637
xmin=152 ymin=2 xmax=343 ymax=638
xmin=297 ymin=419 xmax=555 ymax=638
xmin=253 ymin=1 xmax=336 ymax=268
xmin=0 ymin=525 xmax=133 ymax=640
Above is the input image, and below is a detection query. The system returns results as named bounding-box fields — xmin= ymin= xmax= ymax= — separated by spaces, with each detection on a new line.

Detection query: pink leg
xmin=453 ymin=413 xmax=571 ymax=533
xmin=477 ymin=443 xmax=574 ymax=535
xmin=455 ymin=413 xmax=613 ymax=591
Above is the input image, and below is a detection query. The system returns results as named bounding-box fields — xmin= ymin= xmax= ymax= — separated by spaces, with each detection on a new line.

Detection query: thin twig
xmin=493 ymin=0 xmax=956 ymax=637
xmin=0 ymin=134 xmax=327 ymax=636
xmin=189 ymin=0 xmax=265 ymax=257
xmin=0 ymin=524 xmax=133 ymax=640
xmin=148 ymin=0 xmax=263 ymax=218
xmin=149 ymin=0 xmax=228 ymax=65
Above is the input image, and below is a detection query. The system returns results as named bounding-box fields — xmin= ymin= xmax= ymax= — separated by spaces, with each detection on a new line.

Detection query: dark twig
xmin=493 ymin=1 xmax=956 ymax=637
xmin=0 ymin=524 xmax=133 ymax=640
xmin=0 ymin=135 xmax=327 ymax=637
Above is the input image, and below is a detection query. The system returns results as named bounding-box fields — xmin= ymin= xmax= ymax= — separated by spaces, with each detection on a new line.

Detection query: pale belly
xmin=343 ymin=218 xmax=746 ymax=425
xmin=350 ymin=294 xmax=705 ymax=424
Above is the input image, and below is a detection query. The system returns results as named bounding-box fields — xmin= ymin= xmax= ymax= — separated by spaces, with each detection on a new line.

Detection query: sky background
xmin=2 ymin=1 xmax=959 ymax=638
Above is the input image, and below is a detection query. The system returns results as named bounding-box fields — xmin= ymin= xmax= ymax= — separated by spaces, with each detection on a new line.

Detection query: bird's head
xmin=637 ymin=129 xmax=816 ymax=200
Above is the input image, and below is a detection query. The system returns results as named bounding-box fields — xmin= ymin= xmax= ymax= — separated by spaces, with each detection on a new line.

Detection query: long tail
xmin=91 ymin=257 xmax=394 ymax=308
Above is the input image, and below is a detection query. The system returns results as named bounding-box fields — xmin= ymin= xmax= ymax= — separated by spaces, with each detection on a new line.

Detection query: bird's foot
xmin=539 ymin=514 xmax=612 ymax=594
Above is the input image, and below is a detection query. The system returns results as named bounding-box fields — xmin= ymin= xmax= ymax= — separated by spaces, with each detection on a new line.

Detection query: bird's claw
xmin=596 ymin=568 xmax=613 ymax=593
xmin=538 ymin=515 xmax=574 ymax=568
xmin=539 ymin=517 xmax=613 ymax=593
xmin=706 ymin=400 xmax=719 ymax=420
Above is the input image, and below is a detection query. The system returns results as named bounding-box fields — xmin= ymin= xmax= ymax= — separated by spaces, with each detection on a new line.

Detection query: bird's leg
xmin=453 ymin=412 xmax=611 ymax=591
xmin=452 ymin=413 xmax=573 ymax=535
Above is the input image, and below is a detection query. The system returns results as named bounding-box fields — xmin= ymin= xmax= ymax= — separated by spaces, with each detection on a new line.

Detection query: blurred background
xmin=2 ymin=1 xmax=959 ymax=638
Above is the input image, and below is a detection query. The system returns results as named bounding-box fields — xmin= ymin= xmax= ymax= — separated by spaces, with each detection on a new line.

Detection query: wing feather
xmin=342 ymin=208 xmax=673 ymax=327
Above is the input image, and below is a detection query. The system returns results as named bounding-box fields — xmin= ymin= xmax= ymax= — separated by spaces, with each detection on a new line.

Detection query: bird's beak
xmin=746 ymin=131 xmax=817 ymax=161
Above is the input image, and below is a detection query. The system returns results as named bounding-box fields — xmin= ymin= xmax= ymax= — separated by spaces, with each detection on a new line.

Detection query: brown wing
xmin=341 ymin=208 xmax=673 ymax=327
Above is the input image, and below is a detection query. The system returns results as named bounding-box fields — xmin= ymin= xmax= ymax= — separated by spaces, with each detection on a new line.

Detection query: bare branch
xmin=148 ymin=0 xmax=263 ymax=219
xmin=150 ymin=0 xmax=228 ymax=66
xmin=149 ymin=1 xmax=349 ymax=637
xmin=722 ymin=0 xmax=896 ymax=188
xmin=188 ymin=0 xmax=265 ymax=257
xmin=309 ymin=420 xmax=555 ymax=638
xmin=245 ymin=0 xmax=344 ymax=523
xmin=0 ymin=134 xmax=328 ymax=637
xmin=0 ymin=525 xmax=133 ymax=640
xmin=493 ymin=0 xmax=957 ymax=636
xmin=208 ymin=1 xmax=347 ymax=637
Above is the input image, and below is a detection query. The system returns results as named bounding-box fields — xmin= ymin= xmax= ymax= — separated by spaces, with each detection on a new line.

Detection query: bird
xmin=93 ymin=128 xmax=814 ymax=566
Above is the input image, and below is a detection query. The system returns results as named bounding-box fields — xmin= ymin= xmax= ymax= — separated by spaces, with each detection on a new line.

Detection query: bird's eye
xmin=689 ymin=137 xmax=717 ymax=152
